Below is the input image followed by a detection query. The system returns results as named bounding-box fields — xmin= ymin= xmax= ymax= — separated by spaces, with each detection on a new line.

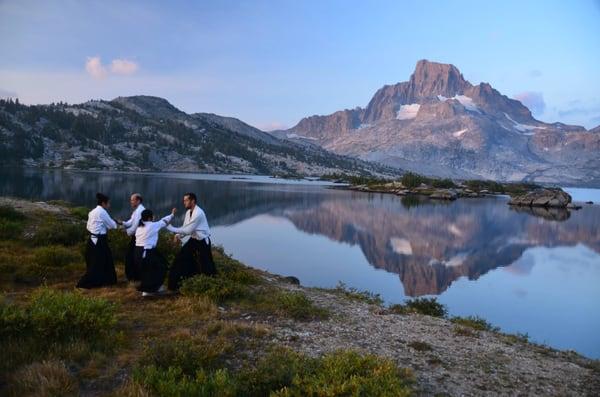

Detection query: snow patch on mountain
xmin=452 ymin=129 xmax=468 ymax=138
xmin=503 ymin=113 xmax=546 ymax=135
xmin=438 ymin=95 xmax=481 ymax=113
xmin=286 ymin=133 xmax=318 ymax=140
xmin=396 ymin=104 xmax=421 ymax=120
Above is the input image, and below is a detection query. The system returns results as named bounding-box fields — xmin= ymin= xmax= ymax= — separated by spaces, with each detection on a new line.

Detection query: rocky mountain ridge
xmin=275 ymin=60 xmax=600 ymax=186
xmin=0 ymin=96 xmax=392 ymax=176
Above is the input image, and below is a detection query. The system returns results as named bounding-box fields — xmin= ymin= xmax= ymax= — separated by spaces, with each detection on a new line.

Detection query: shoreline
xmin=0 ymin=197 xmax=598 ymax=395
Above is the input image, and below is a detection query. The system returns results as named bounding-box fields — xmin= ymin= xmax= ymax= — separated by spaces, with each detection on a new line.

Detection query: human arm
xmin=166 ymin=209 xmax=200 ymax=235
xmin=100 ymin=209 xmax=118 ymax=230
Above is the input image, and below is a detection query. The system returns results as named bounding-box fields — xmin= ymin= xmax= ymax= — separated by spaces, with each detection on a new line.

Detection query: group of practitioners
xmin=76 ymin=191 xmax=217 ymax=296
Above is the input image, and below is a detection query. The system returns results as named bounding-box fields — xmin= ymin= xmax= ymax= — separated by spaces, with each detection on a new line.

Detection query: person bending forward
xmin=77 ymin=193 xmax=118 ymax=289
xmin=166 ymin=192 xmax=217 ymax=291
xmin=135 ymin=208 xmax=176 ymax=296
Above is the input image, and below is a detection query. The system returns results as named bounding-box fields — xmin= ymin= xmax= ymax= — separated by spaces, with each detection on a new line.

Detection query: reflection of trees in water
xmin=2 ymin=168 xmax=599 ymax=297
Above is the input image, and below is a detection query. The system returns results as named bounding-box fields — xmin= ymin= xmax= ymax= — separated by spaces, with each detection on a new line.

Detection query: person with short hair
xmin=76 ymin=193 xmax=118 ymax=289
xmin=135 ymin=207 xmax=176 ymax=297
xmin=166 ymin=192 xmax=217 ymax=291
xmin=121 ymin=193 xmax=145 ymax=282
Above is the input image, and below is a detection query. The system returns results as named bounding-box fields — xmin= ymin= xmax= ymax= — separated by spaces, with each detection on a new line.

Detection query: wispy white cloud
xmin=110 ymin=59 xmax=139 ymax=75
xmin=85 ymin=56 xmax=108 ymax=79
xmin=85 ymin=57 xmax=139 ymax=79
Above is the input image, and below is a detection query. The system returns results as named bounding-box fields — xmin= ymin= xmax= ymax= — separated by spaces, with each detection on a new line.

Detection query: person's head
xmin=96 ymin=193 xmax=110 ymax=209
xmin=130 ymin=193 xmax=143 ymax=209
xmin=183 ymin=192 xmax=197 ymax=210
xmin=138 ymin=209 xmax=154 ymax=227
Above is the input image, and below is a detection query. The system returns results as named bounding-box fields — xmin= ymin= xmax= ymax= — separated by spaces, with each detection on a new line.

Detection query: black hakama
xmin=135 ymin=247 xmax=168 ymax=293
xmin=76 ymin=234 xmax=117 ymax=288
xmin=125 ymin=236 xmax=141 ymax=281
xmin=168 ymin=238 xmax=216 ymax=291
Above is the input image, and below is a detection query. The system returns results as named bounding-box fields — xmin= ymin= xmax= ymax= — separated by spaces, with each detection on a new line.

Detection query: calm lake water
xmin=1 ymin=168 xmax=599 ymax=359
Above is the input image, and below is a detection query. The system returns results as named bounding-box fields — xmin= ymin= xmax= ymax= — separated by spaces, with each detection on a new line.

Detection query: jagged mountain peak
xmin=409 ymin=59 xmax=471 ymax=99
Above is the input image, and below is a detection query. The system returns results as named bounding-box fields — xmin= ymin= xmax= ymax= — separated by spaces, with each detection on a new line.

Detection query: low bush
xmin=272 ymin=291 xmax=329 ymax=321
xmin=32 ymin=218 xmax=86 ymax=246
xmin=451 ymin=316 xmax=499 ymax=332
xmin=5 ymin=360 xmax=79 ymax=397
xmin=332 ymin=282 xmax=383 ymax=306
xmin=389 ymin=297 xmax=447 ymax=318
xmin=0 ymin=205 xmax=26 ymax=240
xmin=1 ymin=288 xmax=117 ymax=342
xmin=180 ymin=275 xmax=247 ymax=303
xmin=33 ymin=245 xmax=81 ymax=268
xmin=69 ymin=206 xmax=89 ymax=221
xmin=0 ymin=205 xmax=25 ymax=222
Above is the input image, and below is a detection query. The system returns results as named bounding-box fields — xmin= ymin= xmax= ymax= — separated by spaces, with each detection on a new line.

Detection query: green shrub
xmin=0 ymin=288 xmax=117 ymax=342
xmin=389 ymin=297 xmax=447 ymax=318
xmin=451 ymin=316 xmax=499 ymax=332
xmin=0 ymin=205 xmax=26 ymax=222
xmin=430 ymin=178 xmax=456 ymax=189
xmin=0 ymin=219 xmax=24 ymax=240
xmin=180 ymin=274 xmax=247 ymax=303
xmin=273 ymin=291 xmax=329 ymax=321
xmin=33 ymin=245 xmax=81 ymax=268
xmin=240 ymin=349 xmax=413 ymax=397
xmin=32 ymin=218 xmax=86 ymax=246
xmin=69 ymin=206 xmax=89 ymax=221
xmin=332 ymin=282 xmax=383 ymax=306
xmin=133 ymin=366 xmax=236 ymax=397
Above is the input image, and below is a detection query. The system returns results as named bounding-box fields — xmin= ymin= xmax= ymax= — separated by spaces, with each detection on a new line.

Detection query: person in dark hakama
xmin=134 ymin=208 xmax=176 ymax=296
xmin=166 ymin=192 xmax=217 ymax=291
xmin=121 ymin=193 xmax=145 ymax=283
xmin=76 ymin=193 xmax=118 ymax=289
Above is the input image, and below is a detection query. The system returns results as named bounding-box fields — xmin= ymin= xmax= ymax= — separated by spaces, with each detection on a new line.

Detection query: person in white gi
xmin=166 ymin=192 xmax=216 ymax=291
xmin=121 ymin=193 xmax=145 ymax=282
xmin=76 ymin=193 xmax=118 ymax=288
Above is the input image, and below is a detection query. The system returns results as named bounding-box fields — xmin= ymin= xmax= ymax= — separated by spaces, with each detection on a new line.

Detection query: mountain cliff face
xmin=0 ymin=96 xmax=391 ymax=176
xmin=277 ymin=60 xmax=600 ymax=185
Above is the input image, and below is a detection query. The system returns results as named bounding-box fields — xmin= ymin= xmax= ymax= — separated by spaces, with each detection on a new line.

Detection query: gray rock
xmin=508 ymin=189 xmax=571 ymax=208
xmin=429 ymin=189 xmax=458 ymax=200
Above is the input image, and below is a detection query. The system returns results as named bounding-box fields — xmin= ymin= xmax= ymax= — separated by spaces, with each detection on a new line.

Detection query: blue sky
xmin=1 ymin=0 xmax=599 ymax=129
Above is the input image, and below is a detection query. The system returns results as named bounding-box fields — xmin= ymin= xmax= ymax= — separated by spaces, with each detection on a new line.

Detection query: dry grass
xmin=6 ymin=360 xmax=78 ymax=397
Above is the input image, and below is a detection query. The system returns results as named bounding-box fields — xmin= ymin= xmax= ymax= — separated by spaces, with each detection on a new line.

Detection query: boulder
xmin=508 ymin=189 xmax=571 ymax=208
xmin=429 ymin=189 xmax=458 ymax=200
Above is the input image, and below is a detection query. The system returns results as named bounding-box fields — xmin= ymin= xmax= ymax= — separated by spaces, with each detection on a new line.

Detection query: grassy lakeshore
xmin=0 ymin=197 xmax=598 ymax=396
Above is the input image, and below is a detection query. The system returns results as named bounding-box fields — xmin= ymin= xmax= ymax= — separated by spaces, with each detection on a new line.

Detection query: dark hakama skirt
xmin=168 ymin=237 xmax=216 ymax=291
xmin=76 ymin=234 xmax=117 ymax=289
xmin=135 ymin=247 xmax=168 ymax=293
xmin=125 ymin=235 xmax=141 ymax=281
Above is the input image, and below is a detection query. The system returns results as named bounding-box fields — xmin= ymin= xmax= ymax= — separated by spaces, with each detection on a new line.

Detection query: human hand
xmin=171 ymin=208 xmax=177 ymax=216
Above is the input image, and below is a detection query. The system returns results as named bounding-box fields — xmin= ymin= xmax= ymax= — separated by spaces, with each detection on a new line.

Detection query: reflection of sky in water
xmin=439 ymin=245 xmax=600 ymax=358
xmin=1 ymin=168 xmax=599 ymax=358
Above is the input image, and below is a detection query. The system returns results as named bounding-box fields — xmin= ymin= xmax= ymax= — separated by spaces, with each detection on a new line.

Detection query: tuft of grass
xmin=5 ymin=360 xmax=78 ymax=397
xmin=332 ymin=282 xmax=383 ymax=306
xmin=389 ymin=297 xmax=447 ymax=318
xmin=451 ymin=316 xmax=499 ymax=332
xmin=453 ymin=326 xmax=479 ymax=338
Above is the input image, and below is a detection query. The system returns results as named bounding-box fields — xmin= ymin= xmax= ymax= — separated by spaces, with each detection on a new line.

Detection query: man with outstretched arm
xmin=166 ymin=192 xmax=217 ymax=291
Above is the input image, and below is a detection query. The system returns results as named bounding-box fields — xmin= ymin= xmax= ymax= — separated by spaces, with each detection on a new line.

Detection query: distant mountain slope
xmin=0 ymin=96 xmax=393 ymax=176
xmin=280 ymin=60 xmax=600 ymax=186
